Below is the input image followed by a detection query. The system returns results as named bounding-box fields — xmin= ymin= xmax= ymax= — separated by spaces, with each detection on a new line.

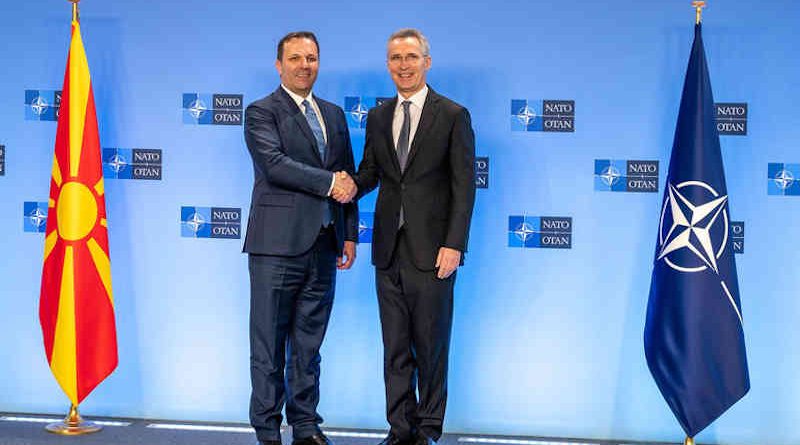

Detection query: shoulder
xmin=246 ymin=91 xmax=280 ymax=112
xmin=431 ymin=91 xmax=469 ymax=117
xmin=315 ymin=96 xmax=345 ymax=115
xmin=245 ymin=93 xmax=279 ymax=113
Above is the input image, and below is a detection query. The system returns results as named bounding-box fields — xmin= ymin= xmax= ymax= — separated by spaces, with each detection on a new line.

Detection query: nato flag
xmin=645 ymin=24 xmax=749 ymax=438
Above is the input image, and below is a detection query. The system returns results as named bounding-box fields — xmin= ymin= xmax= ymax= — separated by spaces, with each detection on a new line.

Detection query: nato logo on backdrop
xmin=0 ymin=145 xmax=5 ymax=176
xmin=594 ymin=159 xmax=659 ymax=193
xmin=715 ymin=102 xmax=747 ymax=136
xmin=730 ymin=221 xmax=744 ymax=254
xmin=508 ymin=216 xmax=572 ymax=249
xmin=182 ymin=93 xmax=243 ymax=125
xmin=768 ymin=163 xmax=800 ymax=196
xmin=344 ymin=96 xmax=393 ymax=129
xmin=181 ymin=206 xmax=241 ymax=239
xmin=475 ymin=157 xmax=489 ymax=189
xmin=358 ymin=211 xmax=374 ymax=243
xmin=23 ymin=201 xmax=48 ymax=233
xmin=510 ymin=99 xmax=575 ymax=132
xmin=103 ymin=148 xmax=162 ymax=180
xmin=25 ymin=90 xmax=61 ymax=121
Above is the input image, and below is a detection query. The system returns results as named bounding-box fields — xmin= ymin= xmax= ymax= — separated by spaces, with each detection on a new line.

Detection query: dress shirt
xmin=392 ymin=85 xmax=429 ymax=151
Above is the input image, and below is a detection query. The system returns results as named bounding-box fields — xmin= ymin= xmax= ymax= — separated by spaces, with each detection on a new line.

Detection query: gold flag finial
xmin=684 ymin=437 xmax=695 ymax=445
xmin=692 ymin=1 xmax=706 ymax=24
xmin=68 ymin=0 xmax=80 ymax=22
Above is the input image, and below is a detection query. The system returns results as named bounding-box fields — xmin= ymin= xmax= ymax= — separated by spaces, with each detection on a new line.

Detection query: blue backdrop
xmin=1 ymin=1 xmax=798 ymax=445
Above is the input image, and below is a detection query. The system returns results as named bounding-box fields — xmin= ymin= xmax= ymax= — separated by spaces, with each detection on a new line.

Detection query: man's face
xmin=387 ymin=36 xmax=431 ymax=98
xmin=275 ymin=37 xmax=319 ymax=97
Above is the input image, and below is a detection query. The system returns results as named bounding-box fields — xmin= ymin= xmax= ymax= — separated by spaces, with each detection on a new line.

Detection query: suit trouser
xmin=249 ymin=229 xmax=337 ymax=442
xmin=376 ymin=230 xmax=455 ymax=441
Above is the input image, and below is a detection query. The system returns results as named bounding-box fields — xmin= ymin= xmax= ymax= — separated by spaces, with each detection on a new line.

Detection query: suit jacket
xmin=243 ymin=86 xmax=358 ymax=256
xmin=354 ymin=87 xmax=476 ymax=270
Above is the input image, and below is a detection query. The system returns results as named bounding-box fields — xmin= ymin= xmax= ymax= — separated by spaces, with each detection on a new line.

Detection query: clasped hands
xmin=331 ymin=171 xmax=358 ymax=203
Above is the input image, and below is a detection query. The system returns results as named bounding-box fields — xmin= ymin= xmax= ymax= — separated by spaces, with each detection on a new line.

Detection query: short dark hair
xmin=277 ymin=31 xmax=319 ymax=61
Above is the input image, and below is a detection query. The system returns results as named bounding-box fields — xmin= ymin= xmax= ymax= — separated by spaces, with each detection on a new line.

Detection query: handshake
xmin=331 ymin=171 xmax=358 ymax=203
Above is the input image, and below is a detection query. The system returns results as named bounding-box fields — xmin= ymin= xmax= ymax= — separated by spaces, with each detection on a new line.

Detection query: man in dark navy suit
xmin=353 ymin=29 xmax=476 ymax=445
xmin=243 ymin=31 xmax=358 ymax=445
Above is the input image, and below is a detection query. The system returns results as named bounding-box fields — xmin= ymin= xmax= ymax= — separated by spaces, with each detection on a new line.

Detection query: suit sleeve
xmin=353 ymin=111 xmax=381 ymax=199
xmin=244 ymin=103 xmax=333 ymax=197
xmin=445 ymin=107 xmax=476 ymax=252
xmin=340 ymin=109 xmax=360 ymax=242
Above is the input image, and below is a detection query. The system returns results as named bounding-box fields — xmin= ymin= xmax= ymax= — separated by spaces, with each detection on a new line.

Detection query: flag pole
xmin=71 ymin=0 xmax=79 ymax=22
xmin=692 ymin=0 xmax=706 ymax=24
xmin=46 ymin=404 xmax=102 ymax=435
xmin=682 ymin=4 xmax=705 ymax=443
xmin=45 ymin=1 xmax=102 ymax=435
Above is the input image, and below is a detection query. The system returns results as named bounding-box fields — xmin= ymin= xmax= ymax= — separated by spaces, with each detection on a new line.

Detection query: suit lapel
xmin=405 ymin=89 xmax=440 ymax=172
xmin=275 ymin=87 xmax=323 ymax=166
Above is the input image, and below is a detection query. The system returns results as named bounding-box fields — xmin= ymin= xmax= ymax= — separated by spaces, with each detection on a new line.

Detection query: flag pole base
xmin=684 ymin=437 xmax=695 ymax=445
xmin=45 ymin=404 xmax=102 ymax=435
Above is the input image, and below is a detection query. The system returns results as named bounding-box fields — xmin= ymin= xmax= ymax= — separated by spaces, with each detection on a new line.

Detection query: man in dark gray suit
xmin=353 ymin=28 xmax=476 ymax=445
xmin=243 ymin=31 xmax=358 ymax=445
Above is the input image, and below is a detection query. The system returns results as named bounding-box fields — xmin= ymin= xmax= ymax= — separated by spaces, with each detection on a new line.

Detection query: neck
xmin=398 ymin=85 xmax=425 ymax=100
xmin=283 ymin=84 xmax=311 ymax=98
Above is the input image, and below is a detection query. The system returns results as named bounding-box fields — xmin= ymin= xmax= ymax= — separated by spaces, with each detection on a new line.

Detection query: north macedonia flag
xmin=39 ymin=18 xmax=117 ymax=406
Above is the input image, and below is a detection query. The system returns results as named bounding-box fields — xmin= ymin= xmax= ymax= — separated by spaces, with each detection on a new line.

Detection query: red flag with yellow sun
xmin=39 ymin=17 xmax=117 ymax=406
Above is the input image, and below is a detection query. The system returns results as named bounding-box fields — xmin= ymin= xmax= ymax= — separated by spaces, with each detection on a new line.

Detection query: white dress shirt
xmin=281 ymin=84 xmax=327 ymax=143
xmin=392 ymin=85 xmax=429 ymax=151
xmin=281 ymin=84 xmax=335 ymax=195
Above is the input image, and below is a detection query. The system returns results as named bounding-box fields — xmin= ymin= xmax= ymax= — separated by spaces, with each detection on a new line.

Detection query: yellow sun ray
xmin=68 ymin=23 xmax=91 ymax=178
xmin=43 ymin=231 xmax=59 ymax=261
xmin=94 ymin=178 xmax=104 ymax=196
xmin=87 ymin=237 xmax=114 ymax=306
xmin=49 ymin=245 xmax=78 ymax=405
xmin=52 ymin=156 xmax=63 ymax=188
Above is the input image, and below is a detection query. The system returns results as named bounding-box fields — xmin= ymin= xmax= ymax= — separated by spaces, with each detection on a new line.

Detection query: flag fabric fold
xmin=644 ymin=24 xmax=749 ymax=438
xmin=39 ymin=19 xmax=117 ymax=406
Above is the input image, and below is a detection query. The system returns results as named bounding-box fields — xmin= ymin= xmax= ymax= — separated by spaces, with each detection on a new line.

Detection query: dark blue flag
xmin=645 ymin=24 xmax=749 ymax=438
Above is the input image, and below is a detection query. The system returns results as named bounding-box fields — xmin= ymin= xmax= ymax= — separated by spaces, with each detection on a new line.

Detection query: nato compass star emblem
xmin=515 ymin=104 xmax=537 ymax=126
xmin=358 ymin=219 xmax=368 ymax=236
xmin=30 ymin=96 xmax=48 ymax=116
xmin=109 ymin=153 xmax=128 ymax=173
xmin=600 ymin=165 xmax=622 ymax=186
xmin=513 ymin=221 xmax=536 ymax=243
xmin=188 ymin=97 xmax=208 ymax=120
xmin=349 ymin=102 xmax=369 ymax=126
xmin=773 ymin=169 xmax=794 ymax=190
xmin=186 ymin=212 xmax=205 ymax=234
xmin=29 ymin=207 xmax=47 ymax=228
xmin=657 ymin=181 xmax=729 ymax=274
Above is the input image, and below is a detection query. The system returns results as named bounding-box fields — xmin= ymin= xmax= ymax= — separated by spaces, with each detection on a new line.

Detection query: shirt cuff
xmin=327 ymin=173 xmax=336 ymax=196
